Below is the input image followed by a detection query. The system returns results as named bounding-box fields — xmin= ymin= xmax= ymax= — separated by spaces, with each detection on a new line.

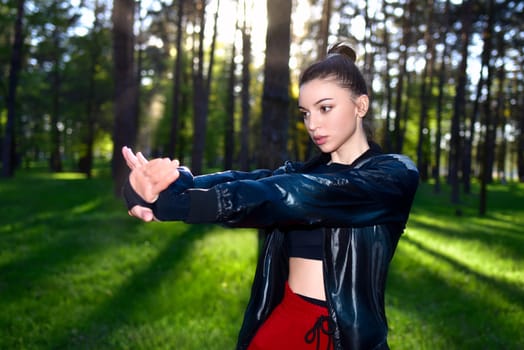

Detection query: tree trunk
xmin=83 ymin=54 xmax=96 ymax=178
xmin=317 ymin=0 xmax=331 ymax=59
xmin=224 ymin=21 xmax=237 ymax=170
xmin=50 ymin=27 xmax=63 ymax=172
xmin=112 ymin=0 xmax=139 ymax=196
xmin=433 ymin=0 xmax=450 ymax=193
xmin=518 ymin=99 xmax=524 ymax=181
xmin=239 ymin=0 xmax=252 ymax=171
xmin=258 ymin=0 xmax=291 ymax=169
xmin=416 ymin=3 xmax=435 ymax=181
xmin=1 ymin=0 xmax=25 ymax=178
xmin=362 ymin=0 xmax=375 ymax=103
xmin=393 ymin=0 xmax=413 ymax=153
xmin=191 ymin=0 xmax=219 ymax=174
xmin=257 ymin=0 xmax=292 ymax=251
xmin=494 ymin=63 xmax=506 ymax=182
xmin=463 ymin=56 xmax=484 ymax=194
xmin=491 ymin=34 xmax=506 ymax=183
xmin=449 ymin=1 xmax=473 ymax=206
xmin=479 ymin=0 xmax=495 ymax=216
xmin=381 ymin=0 xmax=393 ymax=152
xmin=81 ymin=2 xmax=104 ymax=178
xmin=169 ymin=0 xmax=185 ymax=159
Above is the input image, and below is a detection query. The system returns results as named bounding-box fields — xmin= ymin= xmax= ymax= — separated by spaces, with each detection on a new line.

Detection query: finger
xmin=129 ymin=205 xmax=155 ymax=222
xmin=122 ymin=146 xmax=139 ymax=169
xmin=136 ymin=152 xmax=149 ymax=166
xmin=143 ymin=158 xmax=175 ymax=180
xmin=150 ymin=168 xmax=180 ymax=195
xmin=145 ymin=159 xmax=179 ymax=184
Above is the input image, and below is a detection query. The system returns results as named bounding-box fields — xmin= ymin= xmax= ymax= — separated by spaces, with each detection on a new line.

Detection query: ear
xmin=355 ymin=95 xmax=369 ymax=117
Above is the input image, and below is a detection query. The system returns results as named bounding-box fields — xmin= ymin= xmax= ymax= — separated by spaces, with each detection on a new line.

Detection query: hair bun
xmin=327 ymin=42 xmax=357 ymax=62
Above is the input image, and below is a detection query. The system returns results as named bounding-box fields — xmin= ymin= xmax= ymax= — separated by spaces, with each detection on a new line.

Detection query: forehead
xmin=298 ymin=78 xmax=349 ymax=103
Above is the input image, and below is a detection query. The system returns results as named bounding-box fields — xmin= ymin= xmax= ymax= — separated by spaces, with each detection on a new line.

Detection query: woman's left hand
xmin=122 ymin=146 xmax=181 ymax=222
xmin=122 ymin=146 xmax=180 ymax=202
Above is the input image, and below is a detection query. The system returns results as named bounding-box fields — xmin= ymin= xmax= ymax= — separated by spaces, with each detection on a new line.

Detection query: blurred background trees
xmin=1 ymin=0 xmax=523 ymax=213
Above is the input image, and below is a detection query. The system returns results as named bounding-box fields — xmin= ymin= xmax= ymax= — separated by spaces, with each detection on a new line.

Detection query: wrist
xmin=122 ymin=177 xmax=155 ymax=210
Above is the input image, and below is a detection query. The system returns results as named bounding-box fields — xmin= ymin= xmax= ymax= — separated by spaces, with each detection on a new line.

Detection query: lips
xmin=313 ymin=136 xmax=328 ymax=145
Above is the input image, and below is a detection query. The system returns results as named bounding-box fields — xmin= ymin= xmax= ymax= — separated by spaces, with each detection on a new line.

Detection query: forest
xmin=1 ymin=0 xmax=524 ymax=213
xmin=1 ymin=1 xmax=524 ymax=348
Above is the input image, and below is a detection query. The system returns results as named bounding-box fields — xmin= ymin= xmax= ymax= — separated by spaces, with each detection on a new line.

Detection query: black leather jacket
xmin=123 ymin=149 xmax=419 ymax=349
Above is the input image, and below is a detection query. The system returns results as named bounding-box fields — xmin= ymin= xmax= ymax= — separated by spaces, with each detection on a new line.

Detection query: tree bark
xmin=191 ymin=0 xmax=219 ymax=174
xmin=494 ymin=58 xmax=506 ymax=183
xmin=81 ymin=1 xmax=104 ymax=178
xmin=416 ymin=1 xmax=436 ymax=181
xmin=224 ymin=17 xmax=237 ymax=170
xmin=239 ymin=0 xmax=252 ymax=171
xmin=317 ymin=0 xmax=331 ymax=59
xmin=169 ymin=0 xmax=185 ymax=159
xmin=257 ymin=0 xmax=292 ymax=251
xmin=464 ymin=52 xmax=484 ymax=194
xmin=381 ymin=0 xmax=393 ymax=152
xmin=1 ymin=0 xmax=25 ymax=178
xmin=449 ymin=1 xmax=473 ymax=205
xmin=518 ymin=98 xmax=524 ymax=181
xmin=393 ymin=0 xmax=413 ymax=154
xmin=258 ymin=0 xmax=292 ymax=169
xmin=49 ymin=25 xmax=63 ymax=173
xmin=112 ymin=0 xmax=139 ymax=196
xmin=479 ymin=0 xmax=495 ymax=216
xmin=433 ymin=0 xmax=451 ymax=194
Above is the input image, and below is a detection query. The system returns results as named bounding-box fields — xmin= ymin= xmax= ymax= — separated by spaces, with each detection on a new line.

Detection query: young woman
xmin=122 ymin=42 xmax=419 ymax=350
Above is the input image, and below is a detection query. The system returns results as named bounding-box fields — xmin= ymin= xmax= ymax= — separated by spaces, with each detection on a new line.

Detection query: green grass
xmin=388 ymin=181 xmax=524 ymax=349
xmin=0 ymin=172 xmax=523 ymax=349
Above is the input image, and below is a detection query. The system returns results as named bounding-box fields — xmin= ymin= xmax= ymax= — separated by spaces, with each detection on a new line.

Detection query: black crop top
xmin=286 ymin=228 xmax=325 ymax=260
xmin=285 ymin=146 xmax=380 ymax=260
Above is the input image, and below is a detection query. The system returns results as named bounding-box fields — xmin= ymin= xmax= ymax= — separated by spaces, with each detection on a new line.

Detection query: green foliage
xmin=0 ymin=172 xmax=522 ymax=349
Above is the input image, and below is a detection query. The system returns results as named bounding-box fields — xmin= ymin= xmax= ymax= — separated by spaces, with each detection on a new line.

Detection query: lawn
xmin=0 ymin=171 xmax=522 ymax=349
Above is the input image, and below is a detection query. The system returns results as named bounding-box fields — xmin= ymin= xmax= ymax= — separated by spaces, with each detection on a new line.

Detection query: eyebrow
xmin=298 ymin=97 xmax=334 ymax=109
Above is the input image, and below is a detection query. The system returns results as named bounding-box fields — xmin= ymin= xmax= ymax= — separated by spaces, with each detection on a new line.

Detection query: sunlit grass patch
xmin=387 ymin=182 xmax=524 ymax=349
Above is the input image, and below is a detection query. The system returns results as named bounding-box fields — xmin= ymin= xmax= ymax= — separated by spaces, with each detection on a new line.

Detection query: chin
xmin=317 ymin=146 xmax=333 ymax=153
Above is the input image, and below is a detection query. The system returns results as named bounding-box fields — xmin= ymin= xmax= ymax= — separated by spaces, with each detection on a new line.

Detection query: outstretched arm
xmin=153 ymin=155 xmax=419 ymax=228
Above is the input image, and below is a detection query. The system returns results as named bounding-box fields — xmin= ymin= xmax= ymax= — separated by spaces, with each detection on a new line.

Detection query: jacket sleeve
xmin=153 ymin=155 xmax=419 ymax=228
xmin=193 ymin=168 xmax=275 ymax=188
xmin=121 ymin=166 xmax=275 ymax=211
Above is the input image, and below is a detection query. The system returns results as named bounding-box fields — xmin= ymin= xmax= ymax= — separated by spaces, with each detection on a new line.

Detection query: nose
xmin=305 ymin=113 xmax=319 ymax=131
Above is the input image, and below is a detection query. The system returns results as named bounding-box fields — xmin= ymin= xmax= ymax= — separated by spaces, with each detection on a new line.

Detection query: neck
xmin=330 ymin=138 xmax=370 ymax=165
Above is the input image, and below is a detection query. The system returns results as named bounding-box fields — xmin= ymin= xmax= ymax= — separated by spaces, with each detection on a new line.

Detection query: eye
xmin=320 ymin=105 xmax=332 ymax=113
xmin=299 ymin=110 xmax=310 ymax=120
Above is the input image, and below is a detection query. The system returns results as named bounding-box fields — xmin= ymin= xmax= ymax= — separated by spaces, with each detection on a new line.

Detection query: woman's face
xmin=298 ymin=78 xmax=369 ymax=163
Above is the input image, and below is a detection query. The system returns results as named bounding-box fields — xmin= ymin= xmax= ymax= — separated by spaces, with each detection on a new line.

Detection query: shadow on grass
xmin=0 ymin=178 xmax=138 ymax=293
xmin=0 ymin=179 xmax=130 ymax=295
xmin=2 ymin=176 xmax=522 ymax=348
xmin=388 ymin=249 xmax=521 ymax=349
xmin=402 ymin=234 xmax=523 ymax=308
xmin=407 ymin=215 xmax=523 ymax=262
xmin=47 ymin=223 xmax=213 ymax=348
xmin=0 ymin=175 xmax=220 ymax=348
xmin=409 ymin=183 xmax=524 ymax=260
xmin=387 ymin=182 xmax=524 ymax=348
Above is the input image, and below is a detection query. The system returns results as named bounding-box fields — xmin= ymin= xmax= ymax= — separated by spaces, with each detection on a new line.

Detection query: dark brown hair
xmin=299 ymin=42 xmax=368 ymax=97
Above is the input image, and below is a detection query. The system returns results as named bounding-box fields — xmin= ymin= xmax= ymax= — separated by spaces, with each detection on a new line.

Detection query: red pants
xmin=248 ymin=283 xmax=334 ymax=350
